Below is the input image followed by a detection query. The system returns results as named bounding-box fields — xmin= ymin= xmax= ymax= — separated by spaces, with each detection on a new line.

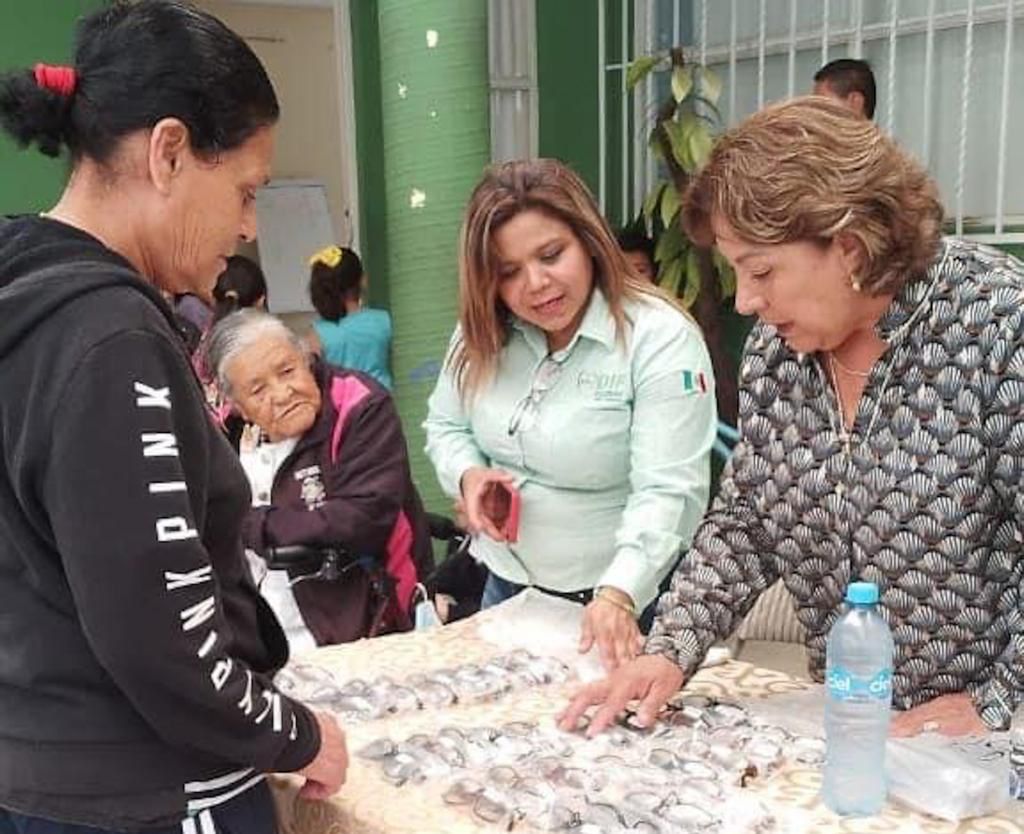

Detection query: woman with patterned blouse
xmin=561 ymin=95 xmax=1024 ymax=739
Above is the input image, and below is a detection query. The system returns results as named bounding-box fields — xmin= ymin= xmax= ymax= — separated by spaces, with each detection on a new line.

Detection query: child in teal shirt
xmin=307 ymin=245 xmax=393 ymax=389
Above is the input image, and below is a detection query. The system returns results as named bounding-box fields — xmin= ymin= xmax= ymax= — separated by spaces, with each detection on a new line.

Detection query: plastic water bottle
xmin=822 ymin=581 xmax=895 ymax=816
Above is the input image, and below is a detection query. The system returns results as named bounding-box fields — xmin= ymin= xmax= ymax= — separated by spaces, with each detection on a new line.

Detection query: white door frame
xmin=332 ymin=0 xmax=361 ymax=250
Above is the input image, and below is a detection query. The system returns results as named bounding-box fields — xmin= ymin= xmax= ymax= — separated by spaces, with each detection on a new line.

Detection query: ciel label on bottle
xmin=826 ymin=667 xmax=893 ymax=702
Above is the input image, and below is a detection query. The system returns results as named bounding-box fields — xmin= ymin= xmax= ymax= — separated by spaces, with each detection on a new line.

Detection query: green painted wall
xmin=0 ymin=1 xmax=105 ymax=215
xmin=349 ymin=0 xmax=390 ymax=310
xmin=535 ymin=1 xmax=636 ymax=227
xmin=536 ymin=0 xmax=600 ymax=195
xmin=602 ymin=0 xmax=629 ymax=228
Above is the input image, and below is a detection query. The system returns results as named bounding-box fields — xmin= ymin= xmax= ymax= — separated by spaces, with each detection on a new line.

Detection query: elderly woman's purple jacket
xmin=243 ymin=360 xmax=433 ymax=644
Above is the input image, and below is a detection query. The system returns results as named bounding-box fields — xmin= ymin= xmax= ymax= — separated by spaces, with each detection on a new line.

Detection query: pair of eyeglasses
xmin=442 ymin=779 xmax=526 ymax=828
xmin=507 ymin=356 xmax=566 ymax=436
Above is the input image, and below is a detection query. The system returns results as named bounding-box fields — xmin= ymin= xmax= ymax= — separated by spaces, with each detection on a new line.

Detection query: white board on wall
xmin=255 ymin=179 xmax=336 ymax=313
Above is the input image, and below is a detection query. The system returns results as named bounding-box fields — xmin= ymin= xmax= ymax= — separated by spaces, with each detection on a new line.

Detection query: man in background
xmin=615 ymin=224 xmax=657 ymax=283
xmin=813 ymin=58 xmax=876 ymax=120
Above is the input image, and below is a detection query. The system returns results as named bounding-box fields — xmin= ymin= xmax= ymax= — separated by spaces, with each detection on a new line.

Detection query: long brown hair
xmin=452 ymin=158 xmax=671 ymax=397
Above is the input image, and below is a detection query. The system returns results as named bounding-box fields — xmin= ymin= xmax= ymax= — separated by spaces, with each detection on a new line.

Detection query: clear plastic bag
xmin=886 ymin=733 xmax=1011 ymax=822
xmin=741 ymin=687 xmax=1014 ymax=822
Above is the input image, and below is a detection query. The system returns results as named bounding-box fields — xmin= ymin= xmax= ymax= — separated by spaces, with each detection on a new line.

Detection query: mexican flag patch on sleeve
xmin=681 ymin=369 xmax=708 ymax=394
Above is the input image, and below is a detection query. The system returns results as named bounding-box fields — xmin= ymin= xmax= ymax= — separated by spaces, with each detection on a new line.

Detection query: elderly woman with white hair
xmin=206 ymin=309 xmax=433 ymax=650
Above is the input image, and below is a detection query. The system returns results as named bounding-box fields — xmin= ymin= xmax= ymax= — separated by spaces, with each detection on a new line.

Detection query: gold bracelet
xmin=594 ymin=587 xmax=636 ymax=617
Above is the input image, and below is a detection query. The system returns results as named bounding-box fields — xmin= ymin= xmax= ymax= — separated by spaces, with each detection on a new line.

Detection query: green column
xmin=378 ymin=0 xmax=490 ymax=513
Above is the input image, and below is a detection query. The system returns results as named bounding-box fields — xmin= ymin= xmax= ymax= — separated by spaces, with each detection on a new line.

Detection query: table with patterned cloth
xmin=270 ymin=610 xmax=1024 ymax=834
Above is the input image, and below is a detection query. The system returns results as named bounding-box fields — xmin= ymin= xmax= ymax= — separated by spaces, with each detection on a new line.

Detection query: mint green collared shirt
xmin=423 ymin=289 xmax=717 ymax=610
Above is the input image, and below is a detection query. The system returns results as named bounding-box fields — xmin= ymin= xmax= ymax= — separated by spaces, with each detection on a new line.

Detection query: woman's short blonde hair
xmin=453 ymin=158 xmax=666 ymax=397
xmin=682 ymin=95 xmax=943 ymax=294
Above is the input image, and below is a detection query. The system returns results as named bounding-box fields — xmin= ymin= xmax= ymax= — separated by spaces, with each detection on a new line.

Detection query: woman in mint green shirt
xmin=307 ymin=245 xmax=393 ymax=389
xmin=424 ymin=159 xmax=717 ymax=672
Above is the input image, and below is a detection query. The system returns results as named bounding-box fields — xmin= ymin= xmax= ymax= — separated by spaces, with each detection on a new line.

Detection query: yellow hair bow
xmin=309 ymin=245 xmax=344 ymax=268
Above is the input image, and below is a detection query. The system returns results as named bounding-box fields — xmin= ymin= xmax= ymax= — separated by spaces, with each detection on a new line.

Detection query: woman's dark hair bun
xmin=0 ymin=69 xmax=72 ymax=158
xmin=0 ymin=1 xmax=278 ymax=164
xmin=309 ymin=246 xmax=365 ymax=323
xmin=213 ymin=255 xmax=268 ymax=323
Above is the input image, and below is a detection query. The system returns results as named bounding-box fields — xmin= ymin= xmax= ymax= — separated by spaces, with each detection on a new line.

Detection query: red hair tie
xmin=33 ymin=63 xmax=77 ymax=98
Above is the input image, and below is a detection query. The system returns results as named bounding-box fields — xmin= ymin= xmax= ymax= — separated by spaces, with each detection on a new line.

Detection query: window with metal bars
xmin=601 ymin=0 xmax=1024 ymax=246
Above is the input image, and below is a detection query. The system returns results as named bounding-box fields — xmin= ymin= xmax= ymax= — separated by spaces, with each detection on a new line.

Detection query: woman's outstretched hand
xmin=557 ymin=654 xmax=685 ymax=737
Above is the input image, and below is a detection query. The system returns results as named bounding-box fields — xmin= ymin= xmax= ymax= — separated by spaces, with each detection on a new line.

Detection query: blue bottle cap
xmin=845 ymin=581 xmax=879 ymax=605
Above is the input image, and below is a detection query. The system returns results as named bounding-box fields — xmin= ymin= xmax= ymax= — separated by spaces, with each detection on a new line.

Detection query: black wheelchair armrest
xmin=264 ymin=544 xmax=355 ymax=583
xmin=425 ymin=512 xmax=462 ymax=542
xmin=263 ymin=544 xmax=323 ymax=570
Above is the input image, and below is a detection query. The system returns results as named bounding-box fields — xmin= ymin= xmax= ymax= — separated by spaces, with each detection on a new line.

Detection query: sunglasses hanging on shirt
xmin=507 ymin=354 xmax=570 ymax=437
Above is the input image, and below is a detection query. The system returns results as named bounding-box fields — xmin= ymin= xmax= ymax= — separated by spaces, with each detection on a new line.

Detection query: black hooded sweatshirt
xmin=0 ymin=216 xmax=320 ymax=830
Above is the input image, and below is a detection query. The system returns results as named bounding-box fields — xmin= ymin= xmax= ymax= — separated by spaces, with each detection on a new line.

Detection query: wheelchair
xmin=261 ymin=541 xmax=400 ymax=640
xmin=261 ymin=512 xmax=479 ymax=639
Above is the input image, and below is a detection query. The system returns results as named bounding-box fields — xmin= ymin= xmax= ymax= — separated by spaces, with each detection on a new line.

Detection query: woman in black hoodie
xmin=0 ymin=3 xmax=346 ymax=832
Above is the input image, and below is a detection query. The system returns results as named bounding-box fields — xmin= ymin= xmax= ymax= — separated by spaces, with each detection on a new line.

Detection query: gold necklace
xmin=827 ymin=353 xmax=854 ymax=454
xmin=827 ymin=351 xmax=896 ymax=461
xmin=828 ymin=350 xmax=872 ymax=378
xmin=823 ymin=243 xmax=949 ymax=459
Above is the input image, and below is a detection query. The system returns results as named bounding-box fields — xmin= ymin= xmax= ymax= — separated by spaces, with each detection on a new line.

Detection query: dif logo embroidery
xmin=826 ymin=666 xmax=893 ymax=702
xmin=577 ymin=371 xmax=627 ymax=402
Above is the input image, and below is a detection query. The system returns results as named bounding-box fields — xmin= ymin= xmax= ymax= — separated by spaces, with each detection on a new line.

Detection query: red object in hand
xmin=504 ymin=487 xmax=521 ymax=543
